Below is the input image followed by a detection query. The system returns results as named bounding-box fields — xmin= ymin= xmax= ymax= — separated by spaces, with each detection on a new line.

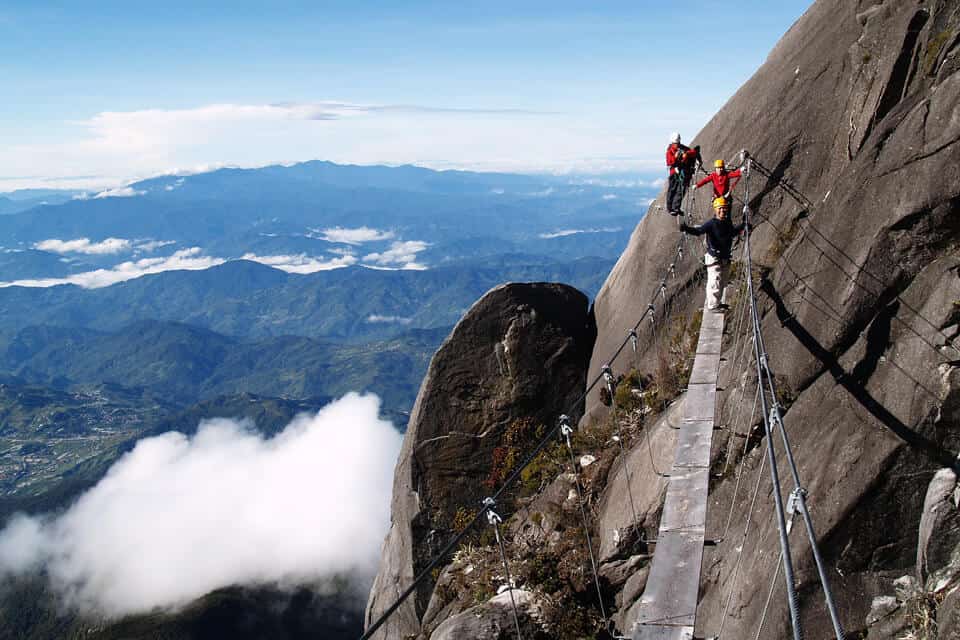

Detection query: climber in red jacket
xmin=695 ymin=159 xmax=742 ymax=201
xmin=665 ymin=132 xmax=700 ymax=216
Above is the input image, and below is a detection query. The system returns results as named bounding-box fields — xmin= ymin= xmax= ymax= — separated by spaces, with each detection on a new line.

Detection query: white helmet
xmin=670 ymin=132 xmax=681 ymax=144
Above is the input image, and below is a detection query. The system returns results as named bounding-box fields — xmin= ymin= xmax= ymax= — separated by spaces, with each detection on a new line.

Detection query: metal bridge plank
xmin=688 ymin=353 xmax=721 ymax=385
xmin=696 ymin=312 xmax=724 ymax=354
xmin=632 ymin=530 xmax=704 ymax=629
xmin=632 ymin=625 xmax=694 ymax=640
xmin=631 ymin=311 xmax=724 ymax=640
xmin=684 ymin=383 xmax=715 ymax=422
xmin=673 ymin=420 xmax=713 ymax=469
xmin=700 ymin=307 xmax=724 ymax=332
xmin=658 ymin=468 xmax=709 ymax=533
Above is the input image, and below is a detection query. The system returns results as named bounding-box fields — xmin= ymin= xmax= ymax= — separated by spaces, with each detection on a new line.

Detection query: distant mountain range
xmin=0 ymin=160 xmax=653 ymax=284
xmin=0 ymin=257 xmax=613 ymax=342
xmin=0 ymin=189 xmax=82 ymax=216
xmin=1 ymin=319 xmax=445 ymax=412
xmin=0 ymin=160 xmax=648 ymax=639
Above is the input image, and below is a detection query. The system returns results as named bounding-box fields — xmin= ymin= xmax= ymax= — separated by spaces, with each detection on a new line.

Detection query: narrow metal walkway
xmin=631 ymin=308 xmax=724 ymax=640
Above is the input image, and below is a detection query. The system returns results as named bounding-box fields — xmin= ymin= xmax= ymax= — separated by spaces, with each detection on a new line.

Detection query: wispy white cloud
xmin=538 ymin=227 xmax=622 ymax=239
xmin=240 ymin=253 xmax=356 ymax=274
xmin=33 ymin=237 xmax=175 ymax=255
xmin=133 ymin=239 xmax=176 ymax=253
xmin=311 ymin=227 xmax=395 ymax=245
xmin=0 ymin=248 xmax=223 ymax=289
xmin=0 ymin=393 xmax=401 ymax=617
xmin=35 ymin=237 xmax=131 ymax=255
xmin=366 ymin=314 xmax=413 ymax=324
xmin=93 ymin=186 xmax=145 ymax=199
xmin=362 ymin=240 xmax=429 ymax=270
xmin=0 ymin=99 xmax=688 ymax=190
xmin=528 ymin=187 xmax=555 ymax=197
xmin=601 ymin=194 xmax=618 ymax=200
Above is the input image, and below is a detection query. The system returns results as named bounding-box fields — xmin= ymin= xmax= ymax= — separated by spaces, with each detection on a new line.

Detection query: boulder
xmin=364 ymin=283 xmax=595 ymax=638
xmin=428 ymin=589 xmax=547 ymax=640
xmin=917 ymin=466 xmax=960 ymax=581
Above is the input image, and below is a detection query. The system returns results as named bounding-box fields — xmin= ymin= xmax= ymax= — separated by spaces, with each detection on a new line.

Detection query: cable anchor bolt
xmin=787 ymin=487 xmax=807 ymax=517
xmin=601 ymin=365 xmax=616 ymax=397
xmin=483 ymin=497 xmax=503 ymax=525
xmin=558 ymin=414 xmax=574 ymax=447
xmin=629 ymin=330 xmax=639 ymax=353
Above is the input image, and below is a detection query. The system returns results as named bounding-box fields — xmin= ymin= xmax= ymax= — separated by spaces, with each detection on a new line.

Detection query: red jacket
xmin=695 ymin=168 xmax=742 ymax=197
xmin=666 ymin=143 xmax=699 ymax=176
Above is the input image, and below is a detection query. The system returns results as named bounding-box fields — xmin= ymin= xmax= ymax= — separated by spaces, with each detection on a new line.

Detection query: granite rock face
xmin=584 ymin=0 xmax=960 ymax=637
xmin=367 ymin=0 xmax=960 ymax=637
xmin=364 ymin=283 xmax=594 ymax=639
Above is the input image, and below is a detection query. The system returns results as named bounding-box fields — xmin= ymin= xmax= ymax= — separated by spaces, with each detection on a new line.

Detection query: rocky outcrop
xmin=364 ymin=283 xmax=595 ymax=639
xmin=585 ymin=0 xmax=960 ymax=637
xmin=367 ymin=1 xmax=960 ymax=638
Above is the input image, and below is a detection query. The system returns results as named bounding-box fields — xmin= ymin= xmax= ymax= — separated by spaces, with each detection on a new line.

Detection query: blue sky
xmin=0 ymin=1 xmax=811 ymax=189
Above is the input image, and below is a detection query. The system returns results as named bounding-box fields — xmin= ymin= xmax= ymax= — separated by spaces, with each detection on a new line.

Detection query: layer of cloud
xmin=241 ymin=253 xmax=357 ymax=274
xmin=311 ymin=227 xmax=395 ymax=245
xmin=538 ymin=227 xmax=622 ymax=239
xmin=0 ymin=248 xmax=222 ymax=288
xmin=366 ymin=315 xmax=413 ymax=324
xmin=35 ymin=237 xmax=131 ymax=255
xmin=34 ymin=237 xmax=176 ymax=256
xmin=0 ymin=393 xmax=401 ymax=617
xmin=0 ymin=99 xmax=703 ymax=191
xmin=94 ymin=186 xmax=145 ymax=199
xmin=134 ymin=239 xmax=177 ymax=252
xmin=362 ymin=240 xmax=429 ymax=270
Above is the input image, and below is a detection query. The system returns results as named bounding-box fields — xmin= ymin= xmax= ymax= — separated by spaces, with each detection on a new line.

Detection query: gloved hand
xmin=679 ymin=223 xmax=690 ymax=233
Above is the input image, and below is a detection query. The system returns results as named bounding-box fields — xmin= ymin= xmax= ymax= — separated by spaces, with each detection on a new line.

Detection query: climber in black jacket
xmin=679 ymin=196 xmax=748 ymax=311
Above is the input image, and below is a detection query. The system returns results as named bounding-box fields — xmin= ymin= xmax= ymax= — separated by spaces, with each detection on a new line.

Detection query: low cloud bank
xmin=538 ymin=227 xmax=621 ymax=239
xmin=366 ymin=314 xmax=413 ymax=324
xmin=313 ymin=226 xmax=395 ymax=245
xmin=363 ymin=240 xmax=429 ymax=270
xmin=241 ymin=252 xmax=357 ymax=274
xmin=0 ymin=248 xmax=223 ymax=288
xmin=0 ymin=393 xmax=401 ymax=617
xmin=34 ymin=237 xmax=174 ymax=256
xmin=35 ymin=237 xmax=132 ymax=255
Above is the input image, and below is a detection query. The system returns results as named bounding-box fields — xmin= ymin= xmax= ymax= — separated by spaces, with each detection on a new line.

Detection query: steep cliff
xmin=367 ymin=1 xmax=960 ymax=638
xmin=588 ymin=0 xmax=960 ymax=637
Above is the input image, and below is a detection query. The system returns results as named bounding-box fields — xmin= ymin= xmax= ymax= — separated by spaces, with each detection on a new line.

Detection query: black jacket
xmin=680 ymin=217 xmax=744 ymax=260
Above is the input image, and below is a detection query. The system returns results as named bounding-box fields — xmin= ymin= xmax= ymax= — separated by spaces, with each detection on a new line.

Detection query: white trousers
xmin=705 ymin=253 xmax=729 ymax=310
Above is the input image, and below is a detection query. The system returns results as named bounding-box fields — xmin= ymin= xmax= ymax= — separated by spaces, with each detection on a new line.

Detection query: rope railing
xmin=736 ymin=156 xmax=846 ymax=639
xmin=741 ymin=161 xmax=806 ymax=640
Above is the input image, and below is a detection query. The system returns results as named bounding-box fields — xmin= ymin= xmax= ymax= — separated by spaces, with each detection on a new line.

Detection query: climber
xmin=679 ymin=196 xmax=748 ymax=311
xmin=665 ymin=132 xmax=701 ymax=216
xmin=695 ymin=158 xmax=742 ymax=202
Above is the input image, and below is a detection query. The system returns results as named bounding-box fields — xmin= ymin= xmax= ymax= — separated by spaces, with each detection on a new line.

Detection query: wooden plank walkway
xmin=631 ymin=308 xmax=724 ymax=640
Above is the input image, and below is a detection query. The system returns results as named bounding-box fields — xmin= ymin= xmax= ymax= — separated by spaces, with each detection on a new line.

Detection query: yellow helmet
xmin=714 ymin=159 xmax=725 ymax=168
xmin=713 ymin=196 xmax=728 ymax=209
